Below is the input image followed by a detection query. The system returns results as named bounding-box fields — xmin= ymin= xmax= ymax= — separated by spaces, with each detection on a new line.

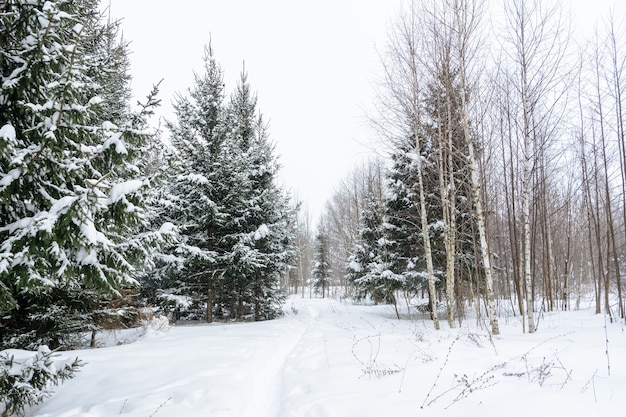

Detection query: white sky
xmin=106 ymin=0 xmax=402 ymax=222
xmin=105 ymin=0 xmax=624 ymax=223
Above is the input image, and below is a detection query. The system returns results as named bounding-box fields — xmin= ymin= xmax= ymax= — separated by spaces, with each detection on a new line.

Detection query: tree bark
xmin=453 ymin=0 xmax=500 ymax=335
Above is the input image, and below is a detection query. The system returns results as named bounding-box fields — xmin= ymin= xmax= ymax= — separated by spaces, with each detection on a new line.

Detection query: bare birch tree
xmin=499 ymin=0 xmax=570 ymax=333
xmin=604 ymin=13 xmax=626 ymax=320
xmin=449 ymin=0 xmax=500 ymax=335
xmin=417 ymin=0 xmax=460 ymax=328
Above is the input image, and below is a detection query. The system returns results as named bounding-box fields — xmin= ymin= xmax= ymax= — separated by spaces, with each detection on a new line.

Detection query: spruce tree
xmin=382 ymin=70 xmax=480 ymax=318
xmin=347 ymin=195 xmax=403 ymax=309
xmin=421 ymin=70 xmax=479 ymax=321
xmin=147 ymin=45 xmax=229 ymax=321
xmin=0 ymin=0 xmax=163 ymax=349
xmin=154 ymin=52 xmax=296 ymax=322
xmin=220 ymin=71 xmax=297 ymax=320
xmin=384 ymin=133 xmax=445 ymax=299
xmin=311 ymin=228 xmax=331 ymax=298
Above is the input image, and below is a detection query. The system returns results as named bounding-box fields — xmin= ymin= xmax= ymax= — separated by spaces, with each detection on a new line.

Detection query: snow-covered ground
xmin=29 ymin=296 xmax=625 ymax=417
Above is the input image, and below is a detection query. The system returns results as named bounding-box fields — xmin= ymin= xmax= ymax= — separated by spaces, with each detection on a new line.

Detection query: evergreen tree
xmin=219 ymin=71 xmax=297 ymax=320
xmin=146 ymin=45 xmax=229 ymax=321
xmin=0 ymin=346 xmax=82 ymax=416
xmin=384 ymin=133 xmax=445 ymax=300
xmin=347 ymin=195 xmax=403 ymax=304
xmin=153 ymin=51 xmax=296 ymax=322
xmin=311 ymin=228 xmax=331 ymax=298
xmin=0 ymin=0 xmax=163 ymax=349
xmin=382 ymin=69 xmax=480 ymax=318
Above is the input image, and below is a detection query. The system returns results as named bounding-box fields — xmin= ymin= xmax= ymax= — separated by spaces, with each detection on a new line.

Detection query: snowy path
xmin=32 ymin=297 xmax=355 ymax=417
xmin=31 ymin=296 xmax=626 ymax=417
xmin=239 ymin=312 xmax=309 ymax=417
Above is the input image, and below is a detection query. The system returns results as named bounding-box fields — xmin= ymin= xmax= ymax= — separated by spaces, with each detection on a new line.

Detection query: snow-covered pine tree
xmin=220 ymin=71 xmax=297 ymax=320
xmin=147 ymin=45 xmax=230 ymax=322
xmin=384 ymin=132 xmax=445 ymax=304
xmin=347 ymin=195 xmax=383 ymax=301
xmin=311 ymin=227 xmax=332 ymax=298
xmin=0 ymin=0 xmax=165 ymax=349
xmin=0 ymin=346 xmax=82 ymax=416
xmin=154 ymin=51 xmax=296 ymax=322
xmin=347 ymin=195 xmax=403 ymax=315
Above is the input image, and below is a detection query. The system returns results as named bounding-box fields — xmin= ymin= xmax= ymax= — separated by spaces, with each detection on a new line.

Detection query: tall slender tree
xmin=500 ymin=0 xmax=570 ymax=332
xmin=145 ymin=45 xmax=229 ymax=322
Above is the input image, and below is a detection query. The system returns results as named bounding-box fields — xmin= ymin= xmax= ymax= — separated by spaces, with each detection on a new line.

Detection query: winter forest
xmin=1 ymin=0 xmax=626 ymax=416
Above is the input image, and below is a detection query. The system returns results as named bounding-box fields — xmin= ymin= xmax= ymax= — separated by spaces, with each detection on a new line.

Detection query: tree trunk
xmin=521 ymin=28 xmax=535 ymax=333
xmin=415 ymin=127 xmax=440 ymax=330
xmin=207 ymin=280 xmax=213 ymax=323
xmin=453 ymin=0 xmax=499 ymax=335
xmin=436 ymin=105 xmax=457 ymax=328
xmin=254 ymin=271 xmax=261 ymax=321
xmin=608 ymin=17 xmax=626 ymax=320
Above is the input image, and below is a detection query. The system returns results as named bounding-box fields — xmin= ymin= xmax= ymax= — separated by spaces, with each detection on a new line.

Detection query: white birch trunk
xmin=576 ymin=236 xmax=584 ymax=311
xmin=521 ymin=46 xmax=535 ymax=334
xmin=445 ymin=84 xmax=457 ymax=329
xmin=417 ymin=134 xmax=441 ymax=331
xmin=437 ymin=118 xmax=457 ymax=328
xmin=444 ymin=180 xmax=456 ymax=329
xmin=403 ymin=12 xmax=440 ymax=330
xmin=453 ymin=0 xmax=499 ymax=335
xmin=522 ymin=126 xmax=535 ymax=332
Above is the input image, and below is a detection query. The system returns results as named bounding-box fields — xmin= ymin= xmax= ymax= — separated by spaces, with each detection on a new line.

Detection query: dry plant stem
xmin=117 ymin=399 xmax=128 ymax=416
xmin=398 ymin=349 xmax=419 ymax=394
xmin=324 ymin=334 xmax=330 ymax=369
xmin=421 ymin=337 xmax=458 ymax=408
xmin=352 ymin=332 xmax=382 ymax=376
xmin=444 ymin=369 xmax=497 ymax=409
xmin=604 ymin=312 xmax=611 ymax=376
xmin=149 ymin=397 xmax=172 ymax=417
xmin=481 ymin=319 xmax=499 ymax=356
xmin=520 ymin=332 xmax=573 ymax=357
xmin=592 ymin=374 xmax=597 ymax=402
xmin=580 ymin=369 xmax=598 ymax=400
xmin=553 ymin=352 xmax=572 ymax=389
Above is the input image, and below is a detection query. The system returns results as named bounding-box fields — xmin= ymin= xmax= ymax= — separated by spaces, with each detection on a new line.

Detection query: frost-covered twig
xmin=553 ymin=350 xmax=572 ymax=389
xmin=506 ymin=346 xmax=572 ymax=389
xmin=398 ymin=349 xmax=417 ymax=393
xmin=444 ymin=369 xmax=498 ymax=409
xmin=580 ymin=369 xmax=598 ymax=402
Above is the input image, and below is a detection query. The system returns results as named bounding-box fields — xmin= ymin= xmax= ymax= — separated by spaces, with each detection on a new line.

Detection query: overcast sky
xmin=106 ymin=0 xmax=624 ymax=223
